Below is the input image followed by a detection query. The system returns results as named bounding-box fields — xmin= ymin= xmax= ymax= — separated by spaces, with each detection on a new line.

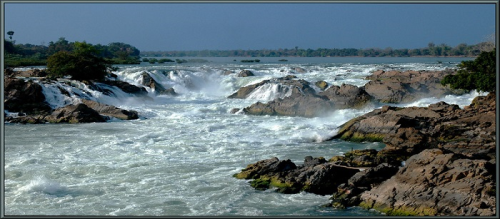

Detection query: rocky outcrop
xmin=228 ymin=75 xmax=302 ymax=99
xmin=45 ymin=103 xmax=107 ymax=123
xmin=364 ymin=69 xmax=459 ymax=103
xmin=237 ymin=70 xmax=254 ymax=77
xmin=230 ymin=76 xmax=374 ymax=117
xmin=328 ymin=163 xmax=400 ymax=208
xmin=81 ymin=99 xmax=138 ymax=120
xmin=4 ymin=69 xmax=142 ymax=124
xmin=358 ymin=149 xmax=496 ymax=216
xmin=231 ymin=69 xmax=458 ymax=118
xmin=4 ymin=68 xmax=48 ymax=77
xmin=101 ymin=80 xmax=148 ymax=97
xmin=140 ymin=72 xmax=177 ymax=95
xmin=323 ymin=93 xmax=496 ymax=215
xmin=234 ymin=156 xmax=360 ymax=195
xmin=4 ymin=77 xmax=52 ymax=115
xmin=318 ymin=84 xmax=373 ymax=109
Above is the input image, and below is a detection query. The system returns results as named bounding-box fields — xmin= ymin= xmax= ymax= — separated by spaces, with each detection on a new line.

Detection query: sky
xmin=2 ymin=1 xmax=497 ymax=52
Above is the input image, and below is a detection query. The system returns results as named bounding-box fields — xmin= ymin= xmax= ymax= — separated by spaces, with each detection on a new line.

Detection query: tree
xmin=441 ymin=49 xmax=496 ymax=92
xmin=7 ymin=31 xmax=14 ymax=41
xmin=47 ymin=41 xmax=112 ymax=81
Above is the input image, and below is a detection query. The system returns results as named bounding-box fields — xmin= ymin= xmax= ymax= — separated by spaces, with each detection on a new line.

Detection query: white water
xmin=4 ymin=57 xmax=480 ymax=216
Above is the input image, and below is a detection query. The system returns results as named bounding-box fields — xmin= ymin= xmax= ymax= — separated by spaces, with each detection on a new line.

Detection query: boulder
xmin=234 ymin=156 xmax=360 ymax=195
xmin=328 ymin=163 xmax=400 ymax=208
xmin=358 ymin=149 xmax=496 ymax=216
xmin=101 ymin=80 xmax=148 ymax=96
xmin=141 ymin=72 xmax=167 ymax=94
xmin=232 ymin=77 xmax=373 ymax=117
xmin=363 ymin=69 xmax=456 ymax=103
xmin=4 ymin=77 xmax=51 ymax=115
xmin=81 ymin=99 xmax=138 ymax=120
xmin=45 ymin=103 xmax=106 ymax=123
xmin=237 ymin=70 xmax=254 ymax=77
xmin=319 ymin=84 xmax=373 ymax=109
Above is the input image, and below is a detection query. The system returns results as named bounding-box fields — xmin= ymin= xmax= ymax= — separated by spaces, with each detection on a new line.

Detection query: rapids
xmin=4 ymin=57 xmax=482 ymax=216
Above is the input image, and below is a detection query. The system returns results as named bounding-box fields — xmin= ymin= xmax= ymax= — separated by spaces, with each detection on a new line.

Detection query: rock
xmin=358 ymin=149 xmax=496 ymax=216
xmin=228 ymin=76 xmax=315 ymax=99
xmin=293 ymin=67 xmax=307 ymax=73
xmin=6 ymin=68 xmax=48 ymax=78
xmin=328 ymin=163 xmax=400 ymax=208
xmin=319 ymin=84 xmax=373 ymax=109
xmin=229 ymin=108 xmax=240 ymax=114
xmin=234 ymin=156 xmax=360 ymax=195
xmin=4 ymin=77 xmax=52 ymax=115
xmin=141 ymin=72 xmax=166 ymax=94
xmin=101 ymin=80 xmax=148 ymax=96
xmin=363 ymin=69 xmax=455 ymax=103
xmin=237 ymin=70 xmax=254 ymax=77
xmin=331 ymin=94 xmax=495 ymax=162
xmin=232 ymin=77 xmax=373 ymax=117
xmin=45 ymin=103 xmax=106 ymax=123
xmin=81 ymin=99 xmax=138 ymax=120
xmin=315 ymin=81 xmax=328 ymax=90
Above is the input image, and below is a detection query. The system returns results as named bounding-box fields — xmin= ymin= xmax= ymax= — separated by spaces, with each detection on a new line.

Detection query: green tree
xmin=7 ymin=31 xmax=14 ymax=41
xmin=47 ymin=41 xmax=112 ymax=81
xmin=441 ymin=49 xmax=496 ymax=92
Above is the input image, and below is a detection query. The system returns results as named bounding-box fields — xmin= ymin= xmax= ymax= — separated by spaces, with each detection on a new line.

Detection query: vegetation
xmin=441 ymin=49 xmax=496 ymax=92
xmin=141 ymin=41 xmax=493 ymax=58
xmin=46 ymin=41 xmax=114 ymax=81
xmin=4 ymin=37 xmax=141 ymax=67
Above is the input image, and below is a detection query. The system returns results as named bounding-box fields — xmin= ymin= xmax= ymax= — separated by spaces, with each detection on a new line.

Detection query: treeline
xmin=142 ymin=42 xmax=495 ymax=58
xmin=4 ymin=37 xmax=141 ymax=67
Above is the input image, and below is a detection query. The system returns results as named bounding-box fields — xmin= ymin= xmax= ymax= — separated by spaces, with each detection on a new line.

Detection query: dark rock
xmin=4 ymin=77 xmax=52 ymax=115
xmin=234 ymin=156 xmax=360 ymax=195
xmin=101 ymin=80 xmax=148 ymax=96
xmin=45 ymin=103 xmax=106 ymax=123
xmin=81 ymin=99 xmax=138 ymax=120
xmin=237 ymin=70 xmax=254 ymax=77
xmin=319 ymin=84 xmax=373 ymax=109
xmin=329 ymin=163 xmax=400 ymax=208
xmin=141 ymin=72 xmax=167 ymax=94
xmin=229 ymin=108 xmax=240 ymax=114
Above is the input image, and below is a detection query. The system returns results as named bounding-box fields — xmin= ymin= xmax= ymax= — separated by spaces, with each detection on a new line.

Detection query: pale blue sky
xmin=3 ymin=2 xmax=497 ymax=51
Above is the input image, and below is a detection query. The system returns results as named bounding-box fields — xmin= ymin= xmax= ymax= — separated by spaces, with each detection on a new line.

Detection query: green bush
xmin=441 ymin=49 xmax=496 ymax=92
xmin=148 ymin=58 xmax=158 ymax=64
xmin=46 ymin=41 xmax=112 ymax=81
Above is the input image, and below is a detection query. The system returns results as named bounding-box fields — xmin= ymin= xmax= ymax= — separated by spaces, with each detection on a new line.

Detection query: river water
xmin=3 ymin=57 xmax=483 ymax=216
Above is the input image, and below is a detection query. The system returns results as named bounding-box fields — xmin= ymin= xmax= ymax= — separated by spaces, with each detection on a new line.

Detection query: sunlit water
xmin=4 ymin=57 xmax=482 ymax=216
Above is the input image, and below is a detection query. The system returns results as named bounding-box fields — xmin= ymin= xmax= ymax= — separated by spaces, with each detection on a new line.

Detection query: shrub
xmin=441 ymin=49 xmax=496 ymax=92
xmin=46 ymin=41 xmax=112 ymax=81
